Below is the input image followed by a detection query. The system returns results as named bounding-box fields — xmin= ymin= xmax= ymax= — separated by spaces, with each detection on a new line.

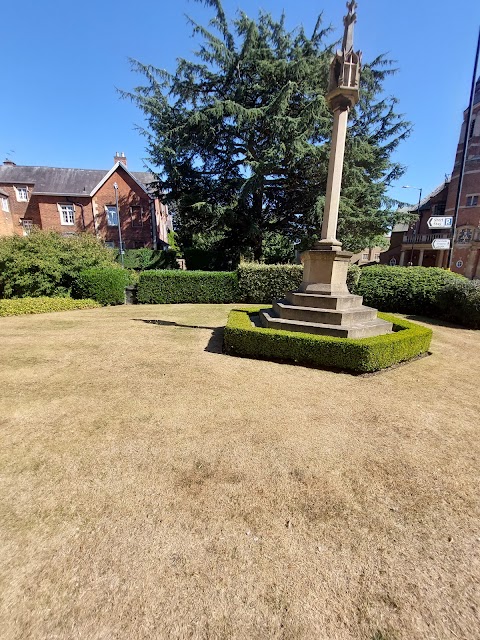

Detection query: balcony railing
xmin=402 ymin=233 xmax=451 ymax=245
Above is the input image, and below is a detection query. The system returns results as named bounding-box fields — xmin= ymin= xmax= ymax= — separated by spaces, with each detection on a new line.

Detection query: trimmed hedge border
xmin=0 ymin=297 xmax=100 ymax=317
xmin=223 ymin=307 xmax=432 ymax=373
xmin=137 ymin=270 xmax=239 ymax=304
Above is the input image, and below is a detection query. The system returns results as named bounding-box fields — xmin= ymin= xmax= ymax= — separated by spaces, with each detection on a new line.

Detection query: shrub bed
xmin=73 ymin=268 xmax=130 ymax=305
xmin=224 ymin=307 xmax=432 ymax=373
xmin=137 ymin=270 xmax=239 ymax=304
xmin=0 ymin=297 xmax=100 ymax=317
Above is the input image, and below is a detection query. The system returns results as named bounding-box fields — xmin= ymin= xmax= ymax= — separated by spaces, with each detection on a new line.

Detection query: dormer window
xmin=15 ymin=186 xmax=29 ymax=202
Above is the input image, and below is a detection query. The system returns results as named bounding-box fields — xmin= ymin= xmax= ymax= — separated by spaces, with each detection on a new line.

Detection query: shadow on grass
xmin=405 ymin=314 xmax=470 ymax=330
xmin=133 ymin=319 xmax=224 ymax=354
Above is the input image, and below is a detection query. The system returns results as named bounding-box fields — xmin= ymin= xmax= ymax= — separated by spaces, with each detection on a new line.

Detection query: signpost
xmin=432 ymin=238 xmax=451 ymax=250
xmin=427 ymin=216 xmax=453 ymax=229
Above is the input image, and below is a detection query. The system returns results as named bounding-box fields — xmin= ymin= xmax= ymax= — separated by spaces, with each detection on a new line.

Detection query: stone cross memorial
xmin=261 ymin=2 xmax=392 ymax=339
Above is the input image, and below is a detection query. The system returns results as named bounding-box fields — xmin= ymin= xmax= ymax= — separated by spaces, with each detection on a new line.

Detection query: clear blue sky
xmin=1 ymin=0 xmax=479 ymax=206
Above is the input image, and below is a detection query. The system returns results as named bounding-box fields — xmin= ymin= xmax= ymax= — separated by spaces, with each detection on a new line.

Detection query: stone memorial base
xmin=259 ymin=247 xmax=392 ymax=339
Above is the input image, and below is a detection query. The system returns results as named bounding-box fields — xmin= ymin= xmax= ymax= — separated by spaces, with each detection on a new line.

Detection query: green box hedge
xmin=137 ymin=270 xmax=239 ymax=304
xmin=73 ymin=267 xmax=130 ymax=305
xmin=0 ymin=297 xmax=100 ymax=317
xmin=224 ymin=307 xmax=432 ymax=373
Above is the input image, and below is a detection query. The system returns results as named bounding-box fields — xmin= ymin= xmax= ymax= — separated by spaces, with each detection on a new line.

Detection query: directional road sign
xmin=427 ymin=216 xmax=453 ymax=229
xmin=432 ymin=238 xmax=451 ymax=250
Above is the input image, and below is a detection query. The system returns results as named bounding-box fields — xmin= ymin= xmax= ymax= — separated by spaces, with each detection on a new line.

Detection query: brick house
xmin=0 ymin=153 xmax=169 ymax=249
xmin=380 ymin=181 xmax=451 ymax=268
xmin=381 ymin=77 xmax=480 ymax=279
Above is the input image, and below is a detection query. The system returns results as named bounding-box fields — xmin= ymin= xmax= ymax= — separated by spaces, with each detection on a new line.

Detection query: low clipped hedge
xmin=0 ymin=297 xmax=100 ymax=317
xmin=73 ymin=267 xmax=130 ymax=305
xmin=224 ymin=307 xmax=432 ymax=373
xmin=137 ymin=270 xmax=239 ymax=304
xmin=353 ymin=265 xmax=461 ymax=316
xmin=237 ymin=263 xmax=304 ymax=302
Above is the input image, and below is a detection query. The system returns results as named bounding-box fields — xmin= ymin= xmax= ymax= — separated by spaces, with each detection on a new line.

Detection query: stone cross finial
xmin=342 ymin=1 xmax=357 ymax=53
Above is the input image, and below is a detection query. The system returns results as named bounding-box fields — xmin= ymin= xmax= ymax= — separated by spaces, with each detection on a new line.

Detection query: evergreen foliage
xmin=353 ymin=265 xmax=461 ymax=316
xmin=237 ymin=263 xmax=303 ymax=302
xmin=74 ymin=268 xmax=130 ymax=306
xmin=120 ymin=248 xmax=178 ymax=271
xmin=0 ymin=231 xmax=118 ymax=299
xmin=224 ymin=308 xmax=432 ymax=373
xmin=137 ymin=270 xmax=239 ymax=304
xmin=124 ymin=0 xmax=412 ymax=260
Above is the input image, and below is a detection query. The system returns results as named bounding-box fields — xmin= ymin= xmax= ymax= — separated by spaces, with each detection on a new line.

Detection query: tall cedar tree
xmin=124 ymin=0 xmax=412 ymax=260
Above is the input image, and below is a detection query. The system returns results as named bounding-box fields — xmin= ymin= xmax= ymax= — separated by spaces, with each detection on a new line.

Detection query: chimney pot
xmin=114 ymin=152 xmax=127 ymax=167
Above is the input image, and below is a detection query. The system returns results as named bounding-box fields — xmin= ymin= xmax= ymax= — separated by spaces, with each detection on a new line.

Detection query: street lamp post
xmin=113 ymin=182 xmax=124 ymax=267
xmin=402 ymin=185 xmax=422 ymax=266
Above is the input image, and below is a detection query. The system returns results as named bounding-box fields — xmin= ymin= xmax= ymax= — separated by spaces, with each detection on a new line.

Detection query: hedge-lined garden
xmin=1 ymin=232 xmax=479 ymax=329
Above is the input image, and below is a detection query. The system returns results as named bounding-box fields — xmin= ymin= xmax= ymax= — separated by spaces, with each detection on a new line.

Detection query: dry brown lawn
xmin=0 ymin=304 xmax=479 ymax=640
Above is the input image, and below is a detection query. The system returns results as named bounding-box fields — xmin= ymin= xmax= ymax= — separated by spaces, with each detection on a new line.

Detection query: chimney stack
xmin=114 ymin=151 xmax=127 ymax=167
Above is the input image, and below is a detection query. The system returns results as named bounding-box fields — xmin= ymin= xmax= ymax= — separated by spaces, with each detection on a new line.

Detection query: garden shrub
xmin=436 ymin=279 xmax=480 ymax=329
xmin=120 ymin=248 xmax=178 ymax=271
xmin=237 ymin=263 xmax=304 ymax=302
xmin=137 ymin=270 xmax=239 ymax=304
xmin=224 ymin=307 xmax=432 ymax=373
xmin=0 ymin=297 xmax=100 ymax=317
xmin=73 ymin=268 xmax=130 ymax=305
xmin=0 ymin=230 xmax=117 ymax=299
xmin=353 ymin=265 xmax=461 ymax=316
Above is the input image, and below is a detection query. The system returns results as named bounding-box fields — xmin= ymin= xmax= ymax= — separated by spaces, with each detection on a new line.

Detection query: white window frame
xmin=58 ymin=203 xmax=75 ymax=226
xmin=15 ymin=186 xmax=29 ymax=202
xmin=1 ymin=196 xmax=9 ymax=212
xmin=466 ymin=194 xmax=479 ymax=207
xmin=362 ymin=253 xmax=369 ymax=261
xmin=105 ymin=205 xmax=118 ymax=226
xmin=22 ymin=219 xmax=34 ymax=235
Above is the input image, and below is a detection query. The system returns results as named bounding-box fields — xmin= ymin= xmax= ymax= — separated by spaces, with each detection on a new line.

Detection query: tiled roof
xmin=0 ymin=164 xmax=156 ymax=196
xmin=0 ymin=188 xmax=8 ymax=197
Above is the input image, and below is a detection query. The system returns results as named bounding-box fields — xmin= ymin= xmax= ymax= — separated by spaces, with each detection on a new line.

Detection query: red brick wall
xmin=0 ymin=184 xmax=34 ymax=236
xmin=33 ymin=196 xmax=94 ymax=235
xmin=92 ymin=167 xmax=153 ymax=249
xmin=446 ymin=101 xmax=480 ymax=277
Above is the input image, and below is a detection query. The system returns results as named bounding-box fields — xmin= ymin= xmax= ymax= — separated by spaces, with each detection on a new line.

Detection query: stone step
xmin=273 ymin=300 xmax=378 ymax=326
xmin=286 ymin=291 xmax=364 ymax=310
xmin=259 ymin=309 xmax=392 ymax=339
